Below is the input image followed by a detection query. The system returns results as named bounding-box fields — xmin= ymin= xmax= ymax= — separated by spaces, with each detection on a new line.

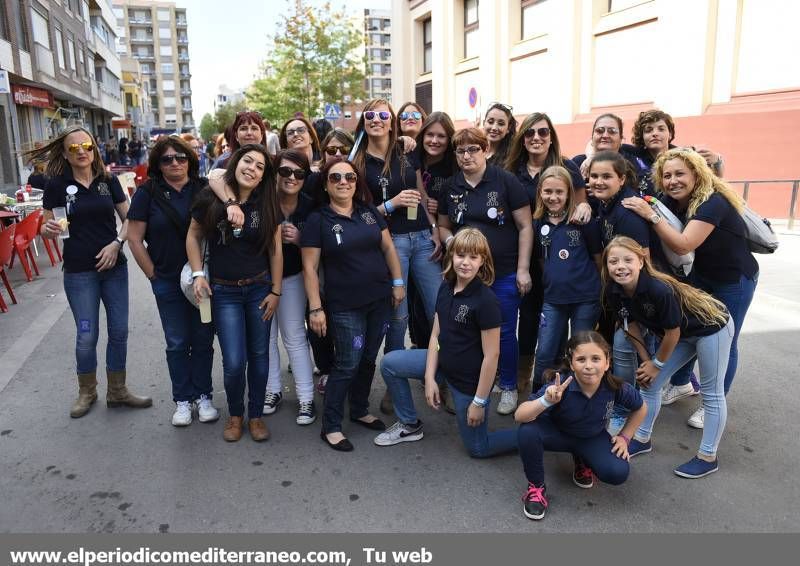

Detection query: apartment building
xmin=113 ymin=0 xmax=193 ymax=135
xmin=0 ymin=0 xmax=124 ymax=190
xmin=364 ymin=8 xmax=392 ymax=102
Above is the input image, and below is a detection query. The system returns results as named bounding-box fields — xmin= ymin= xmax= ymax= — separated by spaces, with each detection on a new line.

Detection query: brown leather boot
xmin=106 ymin=370 xmax=153 ymax=409
xmin=248 ymin=417 xmax=270 ymax=442
xmin=70 ymin=372 xmax=98 ymax=418
xmin=223 ymin=416 xmax=244 ymax=442
xmin=517 ymin=354 xmax=535 ymax=402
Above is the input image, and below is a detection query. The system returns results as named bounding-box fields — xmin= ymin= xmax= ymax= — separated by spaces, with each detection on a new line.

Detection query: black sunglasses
xmin=524 ymin=127 xmax=551 ymax=139
xmin=324 ymin=146 xmax=352 ymax=156
xmin=277 ymin=166 xmax=306 ymax=180
xmin=160 ymin=153 xmax=188 ymax=164
xmin=328 ymin=172 xmax=357 ymax=183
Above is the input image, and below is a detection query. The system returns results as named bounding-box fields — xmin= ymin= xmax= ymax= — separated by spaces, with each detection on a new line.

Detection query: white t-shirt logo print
xmin=455 ymin=304 xmax=470 ymax=324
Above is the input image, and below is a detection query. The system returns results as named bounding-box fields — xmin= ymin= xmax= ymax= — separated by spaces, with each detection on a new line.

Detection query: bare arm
xmin=424 ymin=315 xmax=442 ymax=409
xmin=302 ymin=247 xmax=325 ymax=337
xmin=126 ymin=219 xmax=155 ymax=279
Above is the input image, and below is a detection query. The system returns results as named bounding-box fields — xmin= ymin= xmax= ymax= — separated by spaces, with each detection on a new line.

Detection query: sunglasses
xmin=455 ymin=145 xmax=482 ymax=156
xmin=364 ymin=110 xmax=391 ymax=121
xmin=277 ymin=166 xmax=306 ymax=180
xmin=399 ymin=111 xmax=422 ymax=121
xmin=324 ymin=146 xmax=352 ymax=156
xmin=524 ymin=127 xmax=551 ymax=139
xmin=328 ymin=172 xmax=358 ymax=183
xmin=160 ymin=153 xmax=188 ymax=164
xmin=594 ymin=127 xmax=619 ymax=136
xmin=488 ymin=102 xmax=514 ymax=114
xmin=286 ymin=126 xmax=308 ymax=137
xmin=67 ymin=142 xmax=94 ymax=153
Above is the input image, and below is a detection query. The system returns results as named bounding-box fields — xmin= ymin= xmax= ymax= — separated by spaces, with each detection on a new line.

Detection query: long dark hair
xmin=194 ymin=144 xmax=279 ymax=257
xmin=416 ymin=111 xmax=456 ymax=175
xmin=504 ymin=112 xmax=565 ymax=173
xmin=319 ymin=157 xmax=372 ymax=206
xmin=543 ymin=331 xmax=622 ymax=391
xmin=483 ymin=102 xmax=517 ymax=165
xmin=588 ymin=150 xmax=638 ymax=188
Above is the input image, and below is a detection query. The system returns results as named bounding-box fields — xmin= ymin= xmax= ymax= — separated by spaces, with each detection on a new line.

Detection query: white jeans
xmin=267 ymin=273 xmax=315 ymax=402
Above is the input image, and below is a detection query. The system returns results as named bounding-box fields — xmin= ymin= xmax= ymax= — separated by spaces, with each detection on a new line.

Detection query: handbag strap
xmin=145 ymin=180 xmax=190 ymax=237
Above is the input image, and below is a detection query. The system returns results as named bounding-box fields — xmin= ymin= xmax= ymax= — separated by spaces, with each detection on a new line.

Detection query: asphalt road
xmin=1 ymin=234 xmax=798 ymax=533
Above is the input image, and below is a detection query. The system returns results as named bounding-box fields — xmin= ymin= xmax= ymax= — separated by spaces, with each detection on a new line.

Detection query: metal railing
xmin=728 ymin=179 xmax=800 ymax=230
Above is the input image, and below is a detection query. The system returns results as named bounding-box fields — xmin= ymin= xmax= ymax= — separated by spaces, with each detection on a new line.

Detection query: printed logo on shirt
xmin=567 ymin=229 xmax=582 ymax=247
xmin=455 ymin=304 xmax=470 ymax=324
xmin=641 ymin=302 xmax=656 ymax=318
xmin=361 ymin=211 xmax=377 ymax=225
xmin=603 ymin=220 xmax=614 ymax=243
xmin=97 ymin=182 xmax=111 ymax=196
xmin=250 ymin=210 xmax=260 ymax=229
xmin=486 ymin=191 xmax=500 ymax=208
xmin=604 ymin=400 xmax=615 ymax=422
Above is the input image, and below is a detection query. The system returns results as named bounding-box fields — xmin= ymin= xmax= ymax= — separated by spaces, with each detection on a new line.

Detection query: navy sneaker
xmin=674 ymin=456 xmax=719 ymax=478
xmin=263 ymin=391 xmax=283 ymax=415
xmin=628 ymin=438 xmax=652 ymax=458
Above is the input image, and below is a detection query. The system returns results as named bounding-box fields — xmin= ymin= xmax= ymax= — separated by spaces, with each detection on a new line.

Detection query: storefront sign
xmin=112 ymin=118 xmax=132 ymax=129
xmin=12 ymin=85 xmax=55 ymax=108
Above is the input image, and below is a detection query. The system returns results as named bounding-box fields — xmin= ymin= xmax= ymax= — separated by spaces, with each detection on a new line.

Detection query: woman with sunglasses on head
xmin=301 ymin=158 xmax=405 ymax=451
xmin=212 ymin=111 xmax=266 ymax=169
xmin=482 ymin=102 xmax=517 ymax=167
xmin=351 ymin=99 xmax=443 ymax=361
xmin=280 ymin=116 xmax=322 ymax=170
xmin=187 ymin=144 xmax=283 ymax=443
xmin=127 ymin=136 xmax=219 ymax=427
xmin=396 ymin=102 xmax=428 ymax=140
xmin=437 ymin=127 xmax=533 ymax=416
xmin=33 ymin=126 xmax=151 ymax=418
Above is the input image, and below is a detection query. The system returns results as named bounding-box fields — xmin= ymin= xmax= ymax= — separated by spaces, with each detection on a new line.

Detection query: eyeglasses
xmin=277 ymin=166 xmax=306 ymax=180
xmin=455 ymin=145 xmax=483 ymax=156
xmin=160 ymin=153 xmax=188 ymax=165
xmin=328 ymin=172 xmax=358 ymax=183
xmin=67 ymin=142 xmax=94 ymax=153
xmin=399 ymin=111 xmax=422 ymax=121
xmin=364 ymin=111 xmax=391 ymax=121
xmin=286 ymin=126 xmax=308 ymax=137
xmin=524 ymin=127 xmax=551 ymax=139
xmin=487 ymin=102 xmax=513 ymax=114
xmin=324 ymin=146 xmax=352 ymax=156
xmin=594 ymin=127 xmax=619 ymax=136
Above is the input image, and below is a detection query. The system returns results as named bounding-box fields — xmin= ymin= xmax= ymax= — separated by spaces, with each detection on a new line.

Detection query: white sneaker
xmin=196 ymin=394 xmax=220 ymax=423
xmin=662 ymin=383 xmax=698 ymax=405
xmin=687 ymin=407 xmax=705 ymax=429
xmin=171 ymin=401 xmax=192 ymax=426
xmin=374 ymin=420 xmax=423 ymax=446
xmin=497 ymin=389 xmax=518 ymax=415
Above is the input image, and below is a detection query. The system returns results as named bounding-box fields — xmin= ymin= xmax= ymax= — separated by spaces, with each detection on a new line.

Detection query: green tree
xmin=213 ymin=99 xmax=247 ymax=134
xmin=246 ymin=0 xmax=366 ymax=126
xmin=199 ymin=113 xmax=216 ymax=141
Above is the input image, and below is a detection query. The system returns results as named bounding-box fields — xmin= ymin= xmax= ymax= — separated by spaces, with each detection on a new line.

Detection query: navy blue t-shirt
xmin=605 ymin=271 xmax=727 ymax=338
xmin=300 ymin=203 xmax=391 ymax=312
xmin=598 ymin=186 xmax=654 ymax=249
xmin=280 ymin=192 xmax=315 ymax=278
xmin=190 ymin=189 xmax=270 ymax=281
xmin=532 ymin=377 xmax=643 ymax=438
xmin=515 ymin=158 xmax=586 ymax=206
xmin=43 ymin=172 xmax=127 ymax=273
xmin=300 ymin=171 xmax=324 ymax=205
xmin=420 ymin=154 xmax=455 ymax=207
xmin=533 ymin=218 xmax=602 ymax=305
xmin=365 ymin=149 xmax=427 ymax=234
xmin=438 ymin=165 xmax=530 ymax=277
xmin=662 ymin=193 xmax=758 ymax=283
xmin=436 ymin=278 xmax=503 ymax=396
xmin=127 ymin=177 xmax=206 ymax=279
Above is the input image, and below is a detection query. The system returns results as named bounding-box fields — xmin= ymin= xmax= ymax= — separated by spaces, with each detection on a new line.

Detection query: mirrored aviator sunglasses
xmin=364 ymin=110 xmax=391 ymax=121
xmin=67 ymin=142 xmax=94 ymax=153
xmin=277 ymin=166 xmax=306 ymax=180
xmin=400 ymin=111 xmax=422 ymax=120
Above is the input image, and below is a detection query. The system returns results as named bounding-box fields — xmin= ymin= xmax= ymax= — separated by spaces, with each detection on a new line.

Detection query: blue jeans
xmin=151 ymin=276 xmax=214 ymax=403
xmin=693 ymin=272 xmax=758 ymax=394
xmin=380 ymin=349 xmax=432 ymax=424
xmin=212 ymin=282 xmax=272 ymax=418
xmin=448 ymin=381 xmax=518 ymax=457
xmin=533 ymin=301 xmax=600 ymax=384
xmin=63 ymin=264 xmax=128 ymax=374
xmin=613 ymin=320 xmax=734 ymax=457
xmin=324 ymin=297 xmax=392 ymax=433
xmin=518 ymin=417 xmax=630 ymax=486
xmin=491 ymin=272 xmax=521 ymax=390
xmin=386 ymin=230 xmax=441 ymax=352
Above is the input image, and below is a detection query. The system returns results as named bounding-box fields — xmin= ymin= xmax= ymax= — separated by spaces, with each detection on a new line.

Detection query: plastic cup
xmin=199 ymin=291 xmax=212 ymax=323
xmin=406 ymin=204 xmax=418 ymax=220
xmin=53 ymin=207 xmax=70 ymax=239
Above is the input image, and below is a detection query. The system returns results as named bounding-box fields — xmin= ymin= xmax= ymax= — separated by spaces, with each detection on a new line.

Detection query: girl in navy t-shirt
xmin=516 ymin=331 xmax=646 ymax=521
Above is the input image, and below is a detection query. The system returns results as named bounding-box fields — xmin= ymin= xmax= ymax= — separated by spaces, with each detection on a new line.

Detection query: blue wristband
xmin=384 ymin=200 xmax=395 ymax=214
xmin=472 ymin=395 xmax=488 ymax=407
xmin=392 ymin=278 xmax=405 ymax=287
xmin=652 ymin=357 xmax=665 ymax=369
xmin=539 ymin=396 xmax=554 ymax=409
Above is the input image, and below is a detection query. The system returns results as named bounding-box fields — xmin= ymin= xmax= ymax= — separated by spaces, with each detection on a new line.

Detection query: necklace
xmin=546 ymin=209 xmax=567 ymax=219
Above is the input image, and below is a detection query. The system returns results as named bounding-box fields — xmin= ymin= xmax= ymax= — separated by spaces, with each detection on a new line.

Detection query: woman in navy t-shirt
xmin=34 ymin=125 xmax=151 ymax=418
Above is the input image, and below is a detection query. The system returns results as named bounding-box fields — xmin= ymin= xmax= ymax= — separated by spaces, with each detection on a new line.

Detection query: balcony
xmin=177 ymin=37 xmax=188 ymax=44
xmin=176 ymin=19 xmax=187 ymax=27
xmin=178 ymin=54 xmax=190 ymax=61
xmin=130 ymin=36 xmax=153 ymax=43
xmin=180 ymin=89 xmax=192 ymax=95
xmin=34 ymin=44 xmax=55 ymax=77
xmin=132 ymin=54 xmax=155 ymax=61
xmin=180 ymin=70 xmax=191 ymax=77
xmin=128 ymin=17 xmax=152 ymax=25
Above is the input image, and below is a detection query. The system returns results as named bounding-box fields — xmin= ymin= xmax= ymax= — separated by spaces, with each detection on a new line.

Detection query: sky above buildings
xmin=175 ymin=0 xmax=390 ymax=127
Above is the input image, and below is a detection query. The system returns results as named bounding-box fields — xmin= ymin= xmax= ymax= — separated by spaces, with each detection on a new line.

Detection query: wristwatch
xmin=649 ymin=213 xmax=662 ymax=225
xmin=115 ymin=236 xmax=125 ymax=247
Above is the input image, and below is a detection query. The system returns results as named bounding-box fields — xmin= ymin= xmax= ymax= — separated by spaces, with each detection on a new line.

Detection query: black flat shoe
xmin=320 ymin=429 xmax=354 ymax=452
xmin=350 ymin=416 xmax=387 ymax=431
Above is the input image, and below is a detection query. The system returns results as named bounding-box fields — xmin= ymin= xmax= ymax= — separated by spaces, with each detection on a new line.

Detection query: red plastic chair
xmin=0 ymin=223 xmax=18 ymax=312
xmin=38 ymin=214 xmax=62 ymax=266
xmin=9 ymin=209 xmax=43 ymax=282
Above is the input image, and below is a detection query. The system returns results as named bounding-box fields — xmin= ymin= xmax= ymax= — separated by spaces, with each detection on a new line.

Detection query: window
xmin=31 ymin=9 xmax=49 ymax=48
xmin=372 ymin=63 xmax=382 ymax=74
xmin=14 ymin=0 xmax=31 ymax=51
xmin=157 ymin=9 xmax=170 ymax=22
xmin=464 ymin=0 xmax=479 ymax=59
xmin=161 ymin=62 xmax=173 ymax=73
xmin=159 ymin=27 xmax=171 ymax=39
xmin=67 ymin=36 xmax=77 ymax=73
xmin=55 ymin=26 xmax=66 ymax=69
xmin=0 ymin=2 xmax=9 ymax=40
xmin=159 ymin=45 xmax=172 ymax=56
xmin=162 ymin=97 xmax=176 ymax=107
xmin=422 ymin=18 xmax=432 ymax=73
xmin=162 ymin=79 xmax=175 ymax=90
xmin=521 ymin=0 xmax=549 ymax=40
xmin=78 ymin=46 xmax=84 ymax=75
xmin=608 ymin=0 xmax=646 ymax=12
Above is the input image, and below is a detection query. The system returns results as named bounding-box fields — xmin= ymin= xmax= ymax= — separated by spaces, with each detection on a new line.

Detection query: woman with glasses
xmin=212 ymin=111 xmax=266 ymax=169
xmin=187 ymin=144 xmax=283 ymax=443
xmin=351 ymin=99 xmax=443 ymax=364
xmin=279 ymin=116 xmax=322 ymax=169
xmin=127 ymin=136 xmax=218 ymax=427
xmin=33 ymin=126 xmax=152 ymax=418
xmin=301 ymin=158 xmax=405 ymax=451
xmin=396 ymin=102 xmax=428 ymax=139
xmin=482 ymin=102 xmax=517 ymax=167
xmin=437 ymin=127 xmax=533 ymax=416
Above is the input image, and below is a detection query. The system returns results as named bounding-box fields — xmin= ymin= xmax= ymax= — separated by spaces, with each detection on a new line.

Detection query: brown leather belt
xmin=211 ymin=270 xmax=270 ymax=287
